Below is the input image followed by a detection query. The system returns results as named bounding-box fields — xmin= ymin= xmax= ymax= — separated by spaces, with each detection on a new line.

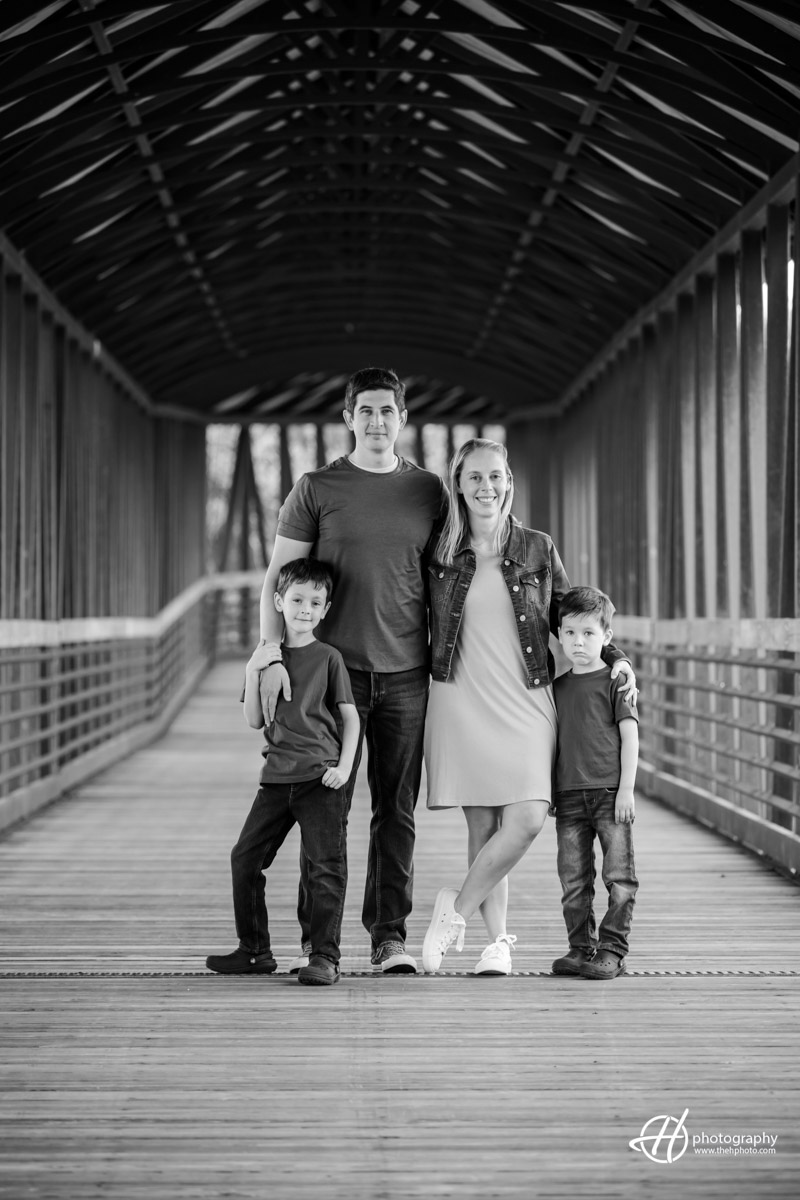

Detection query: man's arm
xmin=615 ymin=717 xmax=639 ymax=824
xmin=257 ymin=534 xmax=314 ymax=719
xmin=243 ymin=649 xmax=270 ymax=729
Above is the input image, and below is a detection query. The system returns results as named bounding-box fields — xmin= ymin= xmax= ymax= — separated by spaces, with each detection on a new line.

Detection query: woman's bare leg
xmin=456 ymin=800 xmax=549 ymax=923
xmin=463 ymin=808 xmax=507 ymax=941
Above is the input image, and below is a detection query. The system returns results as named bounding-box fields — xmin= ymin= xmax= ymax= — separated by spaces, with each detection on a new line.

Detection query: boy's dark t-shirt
xmin=257 ymin=640 xmax=354 ymax=784
xmin=276 ymin=456 xmax=445 ymax=673
xmin=554 ymin=665 xmax=639 ymax=791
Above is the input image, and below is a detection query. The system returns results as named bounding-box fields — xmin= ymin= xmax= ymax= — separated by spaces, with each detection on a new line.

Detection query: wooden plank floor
xmin=1 ymin=660 xmax=798 ymax=1199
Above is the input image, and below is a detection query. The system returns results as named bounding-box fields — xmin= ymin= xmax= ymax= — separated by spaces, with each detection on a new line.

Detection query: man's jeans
xmin=555 ymin=788 xmax=638 ymax=958
xmin=232 ymin=777 xmax=348 ymax=963
xmin=298 ymin=666 xmax=429 ymax=951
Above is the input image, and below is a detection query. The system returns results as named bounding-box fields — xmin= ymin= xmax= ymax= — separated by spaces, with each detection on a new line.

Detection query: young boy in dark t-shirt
xmin=206 ymin=558 xmax=359 ymax=986
xmin=551 ymin=586 xmax=639 ymax=981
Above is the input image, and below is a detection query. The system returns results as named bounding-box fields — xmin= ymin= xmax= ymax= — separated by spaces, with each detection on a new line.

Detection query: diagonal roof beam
xmin=76 ymin=0 xmax=245 ymax=360
xmin=469 ymin=0 xmax=653 ymax=359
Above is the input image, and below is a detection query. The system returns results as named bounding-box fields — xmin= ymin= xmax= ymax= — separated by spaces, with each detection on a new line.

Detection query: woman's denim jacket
xmin=427 ymin=522 xmax=627 ymax=690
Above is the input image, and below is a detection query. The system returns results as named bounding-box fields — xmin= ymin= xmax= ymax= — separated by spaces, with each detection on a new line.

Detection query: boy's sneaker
xmin=551 ymin=947 xmax=595 ymax=976
xmin=371 ymin=940 xmax=418 ymax=974
xmin=297 ymin=955 xmax=340 ymax=986
xmin=206 ymin=948 xmax=278 ymax=975
xmin=474 ymin=934 xmax=517 ymax=976
xmin=580 ymin=950 xmax=626 ymax=980
xmin=288 ymin=942 xmax=312 ymax=974
xmin=422 ymin=887 xmax=466 ymax=973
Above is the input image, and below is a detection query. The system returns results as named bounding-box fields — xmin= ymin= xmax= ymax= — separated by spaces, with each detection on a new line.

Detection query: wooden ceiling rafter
xmin=0 ymin=0 xmax=798 ymax=421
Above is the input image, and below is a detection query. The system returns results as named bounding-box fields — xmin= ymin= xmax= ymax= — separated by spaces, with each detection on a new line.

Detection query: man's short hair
xmin=344 ymin=366 xmax=406 ymax=416
xmin=275 ymin=557 xmax=334 ymax=601
xmin=558 ymin=586 xmax=616 ymax=631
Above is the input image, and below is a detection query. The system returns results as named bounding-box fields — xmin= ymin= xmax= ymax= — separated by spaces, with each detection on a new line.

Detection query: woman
xmin=421 ymin=438 xmax=635 ymax=975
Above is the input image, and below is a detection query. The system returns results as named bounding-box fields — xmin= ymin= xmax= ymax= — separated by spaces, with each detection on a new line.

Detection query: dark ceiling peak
xmin=0 ymin=0 xmax=798 ymax=422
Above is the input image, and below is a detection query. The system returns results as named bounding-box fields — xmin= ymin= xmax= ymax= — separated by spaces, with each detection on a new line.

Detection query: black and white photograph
xmin=0 ymin=2 xmax=798 ymax=1198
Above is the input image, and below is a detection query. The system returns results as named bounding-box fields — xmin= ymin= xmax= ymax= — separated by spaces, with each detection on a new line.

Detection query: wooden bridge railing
xmin=0 ymin=571 xmax=264 ymax=832
xmin=615 ymin=616 xmax=800 ymax=875
xmin=2 ymin=589 xmax=799 ymax=874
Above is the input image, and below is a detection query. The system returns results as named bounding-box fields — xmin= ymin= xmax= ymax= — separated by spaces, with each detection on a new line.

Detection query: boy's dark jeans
xmin=231 ymin=777 xmax=347 ymax=963
xmin=297 ymin=666 xmax=429 ymax=951
xmin=555 ymin=788 xmax=638 ymax=958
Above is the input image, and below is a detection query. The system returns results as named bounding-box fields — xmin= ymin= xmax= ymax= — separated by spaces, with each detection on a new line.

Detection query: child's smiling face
xmin=558 ymin=612 xmax=612 ymax=672
xmin=274 ymin=580 xmax=330 ymax=642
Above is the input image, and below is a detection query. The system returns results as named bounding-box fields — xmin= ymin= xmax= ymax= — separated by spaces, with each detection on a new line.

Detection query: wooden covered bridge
xmin=0 ymin=2 xmax=798 ymax=1197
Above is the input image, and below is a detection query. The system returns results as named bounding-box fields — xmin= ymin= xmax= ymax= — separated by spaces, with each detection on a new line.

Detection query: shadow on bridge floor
xmin=1 ymin=661 xmax=798 ymax=1198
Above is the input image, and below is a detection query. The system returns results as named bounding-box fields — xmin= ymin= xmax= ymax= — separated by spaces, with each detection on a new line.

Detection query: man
xmin=257 ymin=367 xmax=445 ymax=973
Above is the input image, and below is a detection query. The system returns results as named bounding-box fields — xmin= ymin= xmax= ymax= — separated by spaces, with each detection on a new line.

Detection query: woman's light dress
xmin=425 ymin=550 xmax=557 ymax=809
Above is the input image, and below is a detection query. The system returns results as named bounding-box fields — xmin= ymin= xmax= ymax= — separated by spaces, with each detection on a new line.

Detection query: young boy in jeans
xmin=206 ymin=558 xmax=359 ymax=986
xmin=551 ymin=586 xmax=639 ymax=981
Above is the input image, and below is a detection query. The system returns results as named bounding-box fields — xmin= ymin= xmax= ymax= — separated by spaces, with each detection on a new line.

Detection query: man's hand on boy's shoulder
xmin=610 ymin=659 xmax=638 ymax=706
xmin=246 ymin=641 xmax=282 ymax=673
xmin=615 ymin=789 xmax=635 ymax=824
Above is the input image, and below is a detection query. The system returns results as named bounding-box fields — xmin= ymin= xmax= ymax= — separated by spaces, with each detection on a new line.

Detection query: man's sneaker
xmin=371 ymin=940 xmax=418 ymax=974
xmin=297 ymin=955 xmax=340 ymax=986
xmin=206 ymin=948 xmax=278 ymax=975
xmin=551 ymin=947 xmax=596 ymax=976
xmin=288 ymin=942 xmax=312 ymax=974
xmin=474 ymin=934 xmax=517 ymax=976
xmin=422 ymin=887 xmax=466 ymax=973
xmin=580 ymin=950 xmax=626 ymax=980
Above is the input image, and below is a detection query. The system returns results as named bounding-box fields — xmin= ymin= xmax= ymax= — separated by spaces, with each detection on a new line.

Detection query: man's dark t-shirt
xmin=277 ymin=456 xmax=445 ymax=673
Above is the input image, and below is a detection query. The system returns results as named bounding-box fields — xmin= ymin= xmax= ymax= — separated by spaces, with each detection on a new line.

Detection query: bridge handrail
xmin=0 ymin=571 xmax=265 ymax=830
xmin=614 ymin=616 xmax=800 ymax=875
xmin=614 ymin=616 xmax=800 ymax=652
xmin=0 ymin=571 xmax=265 ymax=649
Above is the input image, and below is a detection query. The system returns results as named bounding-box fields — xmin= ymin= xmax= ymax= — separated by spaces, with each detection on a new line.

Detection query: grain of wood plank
xmin=0 ymin=661 xmax=799 ymax=1199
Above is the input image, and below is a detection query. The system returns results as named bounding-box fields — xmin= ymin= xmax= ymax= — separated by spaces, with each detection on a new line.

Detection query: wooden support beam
xmin=716 ymin=254 xmax=741 ymax=621
xmin=677 ymin=293 xmax=697 ymax=619
xmin=740 ymin=229 xmax=767 ymax=619
xmin=765 ymin=203 xmax=792 ymax=618
xmin=279 ymin=424 xmax=293 ymax=505
xmin=695 ymin=273 xmax=717 ymax=619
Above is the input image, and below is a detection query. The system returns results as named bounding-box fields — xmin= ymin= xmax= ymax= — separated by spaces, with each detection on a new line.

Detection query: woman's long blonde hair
xmin=436 ymin=438 xmax=515 ymax=565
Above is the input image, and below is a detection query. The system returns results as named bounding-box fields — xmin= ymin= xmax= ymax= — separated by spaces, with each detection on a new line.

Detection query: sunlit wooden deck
xmin=1 ymin=661 xmax=798 ymax=1199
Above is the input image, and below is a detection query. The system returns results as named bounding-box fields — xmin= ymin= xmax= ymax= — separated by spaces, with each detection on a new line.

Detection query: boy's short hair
xmin=344 ymin=366 xmax=406 ymax=416
xmin=559 ymin=586 xmax=616 ymax=631
xmin=275 ymin=557 xmax=334 ymax=601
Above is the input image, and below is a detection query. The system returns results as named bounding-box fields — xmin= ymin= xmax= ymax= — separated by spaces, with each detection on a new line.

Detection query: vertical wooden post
xmin=740 ymin=229 xmax=767 ymax=619
xmin=279 ymin=424 xmax=293 ymax=503
xmin=642 ymin=325 xmax=660 ymax=620
xmin=696 ymin=274 xmax=717 ymax=619
xmin=677 ymin=293 xmax=697 ymax=619
xmin=717 ymin=253 xmax=740 ymax=620
xmin=765 ymin=204 xmax=791 ymax=618
xmin=208 ymin=427 xmax=246 ymax=652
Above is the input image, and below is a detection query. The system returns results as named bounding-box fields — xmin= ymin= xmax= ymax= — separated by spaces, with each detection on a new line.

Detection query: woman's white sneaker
xmin=474 ymin=934 xmax=517 ymax=976
xmin=422 ymin=887 xmax=466 ymax=972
